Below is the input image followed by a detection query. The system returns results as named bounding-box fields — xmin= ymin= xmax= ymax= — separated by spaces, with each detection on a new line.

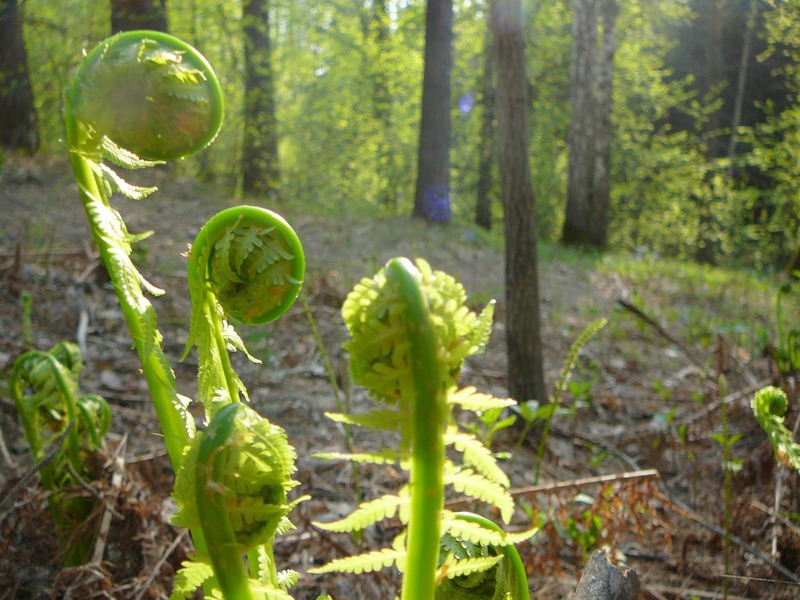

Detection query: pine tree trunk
xmin=241 ymin=0 xmax=280 ymax=196
xmin=563 ymin=0 xmax=597 ymax=245
xmin=413 ymin=0 xmax=453 ymax=223
xmin=0 ymin=0 xmax=39 ymax=154
xmin=490 ymin=0 xmax=546 ymax=407
xmin=110 ymin=0 xmax=168 ymax=33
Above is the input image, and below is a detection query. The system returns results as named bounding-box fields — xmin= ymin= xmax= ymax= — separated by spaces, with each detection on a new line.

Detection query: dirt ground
xmin=1 ymin=156 xmax=799 ymax=599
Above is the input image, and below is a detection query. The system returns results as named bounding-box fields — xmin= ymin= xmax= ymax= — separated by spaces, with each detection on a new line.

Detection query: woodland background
xmin=3 ymin=0 xmax=800 ymax=598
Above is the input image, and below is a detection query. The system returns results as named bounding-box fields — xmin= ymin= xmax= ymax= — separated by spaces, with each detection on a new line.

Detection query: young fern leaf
xmin=314 ymin=257 xmax=531 ymax=599
xmin=184 ymin=206 xmax=304 ymax=420
xmin=309 ymin=547 xmax=406 ymax=575
xmin=9 ymin=342 xmax=112 ymax=565
xmin=172 ymin=403 xmax=308 ymax=599
xmin=314 ymin=495 xmax=409 ymax=533
xmin=752 ymin=386 xmax=800 ymax=471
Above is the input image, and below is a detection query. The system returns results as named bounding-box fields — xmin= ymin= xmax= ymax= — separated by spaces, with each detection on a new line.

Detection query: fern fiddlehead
xmin=311 ymin=258 xmax=535 ymax=599
xmin=9 ymin=342 xmax=111 ymax=565
xmin=184 ymin=205 xmax=305 ymax=420
xmin=64 ymin=31 xmax=308 ymax=596
xmin=170 ymin=402 xmax=307 ymax=599
xmin=752 ymin=386 xmax=800 ymax=472
xmin=64 ymin=30 xmax=223 ymax=467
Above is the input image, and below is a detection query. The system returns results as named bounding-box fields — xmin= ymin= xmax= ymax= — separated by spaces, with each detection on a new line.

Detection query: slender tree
xmin=475 ymin=24 xmax=495 ymax=230
xmin=241 ymin=0 xmax=280 ymax=196
xmin=0 ymin=0 xmax=39 ymax=154
xmin=110 ymin=0 xmax=167 ymax=33
xmin=413 ymin=0 xmax=453 ymax=222
xmin=490 ymin=0 xmax=546 ymax=406
xmin=563 ymin=0 xmax=597 ymax=246
xmin=562 ymin=0 xmax=618 ymax=248
xmin=588 ymin=0 xmax=618 ymax=247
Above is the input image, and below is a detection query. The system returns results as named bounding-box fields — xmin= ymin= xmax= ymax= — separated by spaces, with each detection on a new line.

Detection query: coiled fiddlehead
xmin=9 ymin=342 xmax=111 ymax=565
xmin=67 ymin=30 xmax=223 ymax=162
xmin=64 ymin=30 xmax=224 ymax=468
xmin=751 ymin=386 xmax=800 ymax=472
xmin=170 ymin=403 xmax=307 ymax=599
xmin=184 ymin=205 xmax=305 ymax=419
xmin=310 ymin=258 xmax=535 ymax=599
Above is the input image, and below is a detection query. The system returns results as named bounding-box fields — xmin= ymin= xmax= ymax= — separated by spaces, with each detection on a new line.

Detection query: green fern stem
xmin=64 ymin=147 xmax=190 ymax=468
xmin=385 ymin=258 xmax=447 ymax=600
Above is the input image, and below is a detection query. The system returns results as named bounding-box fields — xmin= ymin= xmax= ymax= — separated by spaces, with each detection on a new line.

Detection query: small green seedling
xmin=10 ymin=341 xmax=111 ymax=565
xmin=310 ymin=257 xmax=535 ymax=599
xmin=752 ymin=385 xmax=800 ymax=472
xmin=64 ymin=30 xmax=306 ymax=596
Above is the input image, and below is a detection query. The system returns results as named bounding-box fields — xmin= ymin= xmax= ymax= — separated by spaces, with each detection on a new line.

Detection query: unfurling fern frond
xmin=183 ymin=206 xmax=304 ymax=419
xmin=313 ymin=258 xmax=533 ymax=599
xmin=752 ymin=386 xmax=800 ymax=471
xmin=172 ymin=403 xmax=308 ymax=598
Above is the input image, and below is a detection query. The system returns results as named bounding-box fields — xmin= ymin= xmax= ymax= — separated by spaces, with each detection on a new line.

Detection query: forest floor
xmin=1 ymin=156 xmax=799 ymax=599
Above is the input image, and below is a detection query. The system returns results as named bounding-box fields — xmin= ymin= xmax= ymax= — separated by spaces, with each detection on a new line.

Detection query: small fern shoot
xmin=171 ymin=403 xmax=308 ymax=599
xmin=64 ymin=29 xmax=224 ymax=467
xmin=9 ymin=342 xmax=111 ymax=565
xmin=184 ymin=205 xmax=305 ymax=420
xmin=311 ymin=258 xmax=535 ymax=599
xmin=751 ymin=386 xmax=800 ymax=472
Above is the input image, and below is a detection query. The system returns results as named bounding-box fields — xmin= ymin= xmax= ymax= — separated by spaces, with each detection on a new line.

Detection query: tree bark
xmin=110 ymin=0 xmax=167 ymax=33
xmin=588 ymin=0 xmax=618 ymax=247
xmin=0 ymin=0 xmax=39 ymax=154
xmin=573 ymin=550 xmax=641 ymax=600
xmin=241 ymin=0 xmax=280 ymax=197
xmin=475 ymin=25 xmax=495 ymax=230
xmin=490 ymin=0 xmax=546 ymax=407
xmin=413 ymin=0 xmax=453 ymax=223
xmin=563 ymin=0 xmax=597 ymax=245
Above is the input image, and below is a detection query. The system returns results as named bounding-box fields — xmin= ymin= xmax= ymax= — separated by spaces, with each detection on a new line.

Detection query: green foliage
xmin=171 ymin=403 xmax=307 ymax=599
xmin=65 ymin=31 xmax=305 ymax=596
xmin=9 ymin=342 xmax=111 ymax=565
xmin=515 ymin=318 xmax=607 ymax=483
xmin=751 ymin=386 xmax=800 ymax=472
xmin=311 ymin=258 xmax=534 ymax=599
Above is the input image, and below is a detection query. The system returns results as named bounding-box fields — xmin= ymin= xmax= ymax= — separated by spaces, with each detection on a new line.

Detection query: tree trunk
xmin=490 ymin=0 xmax=546 ymax=407
xmin=562 ymin=0 xmax=597 ymax=245
xmin=241 ymin=0 xmax=280 ymax=197
xmin=475 ymin=25 xmax=495 ymax=230
xmin=372 ymin=0 xmax=398 ymax=209
xmin=413 ymin=0 xmax=453 ymax=223
xmin=588 ymin=0 xmax=618 ymax=247
xmin=727 ymin=0 xmax=759 ymax=176
xmin=0 ymin=0 xmax=39 ymax=154
xmin=110 ymin=0 xmax=168 ymax=33
xmin=573 ymin=550 xmax=641 ymax=600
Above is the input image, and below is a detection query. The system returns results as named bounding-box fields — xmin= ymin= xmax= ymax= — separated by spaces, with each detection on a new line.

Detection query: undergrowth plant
xmin=9 ymin=341 xmax=111 ymax=565
xmin=751 ymin=385 xmax=800 ymax=472
xmin=309 ymin=257 xmax=535 ymax=599
xmin=63 ymin=30 xmax=306 ymax=598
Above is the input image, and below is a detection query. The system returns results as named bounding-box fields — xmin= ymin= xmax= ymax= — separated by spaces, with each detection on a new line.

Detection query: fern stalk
xmin=386 ymin=257 xmax=447 ymax=600
xmin=64 ymin=143 xmax=191 ymax=467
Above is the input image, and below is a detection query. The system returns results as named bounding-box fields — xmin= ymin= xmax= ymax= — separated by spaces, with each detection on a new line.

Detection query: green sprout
xmin=752 ymin=385 xmax=800 ymax=472
xmin=9 ymin=342 xmax=111 ymax=565
xmin=63 ymin=30 xmax=306 ymax=596
xmin=310 ymin=257 xmax=535 ymax=599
